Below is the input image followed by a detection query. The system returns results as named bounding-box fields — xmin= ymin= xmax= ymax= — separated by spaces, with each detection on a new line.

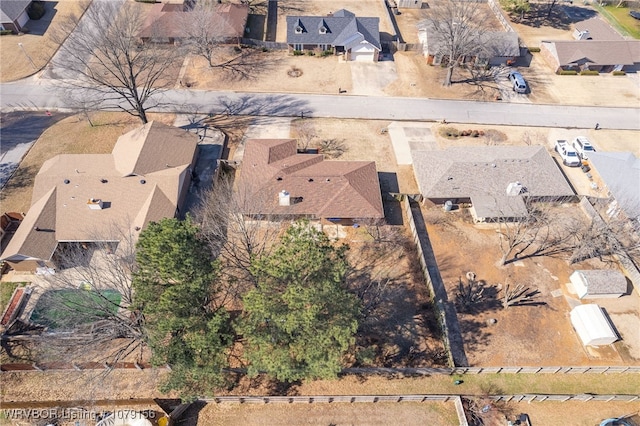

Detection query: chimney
xmin=278 ymin=190 xmax=291 ymax=206
xmin=87 ymin=198 xmax=104 ymax=210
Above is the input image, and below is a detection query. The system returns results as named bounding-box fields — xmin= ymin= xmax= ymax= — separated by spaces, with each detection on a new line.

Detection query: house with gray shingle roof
xmin=1 ymin=0 xmax=32 ymax=33
xmin=587 ymin=151 xmax=640 ymax=222
xmin=411 ymin=146 xmax=576 ymax=223
xmin=570 ymin=270 xmax=628 ymax=299
xmin=236 ymin=139 xmax=384 ymax=222
xmin=286 ymin=9 xmax=381 ymax=62
xmin=0 ymin=121 xmax=199 ymax=272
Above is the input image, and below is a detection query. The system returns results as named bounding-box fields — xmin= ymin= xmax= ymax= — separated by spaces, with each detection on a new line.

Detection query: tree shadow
xmin=457 ymin=317 xmax=493 ymax=355
xmin=516 ymin=3 xmax=576 ymax=29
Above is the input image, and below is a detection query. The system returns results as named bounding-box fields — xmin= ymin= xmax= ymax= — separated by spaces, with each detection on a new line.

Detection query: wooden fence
xmin=204 ymin=394 xmax=640 ymax=404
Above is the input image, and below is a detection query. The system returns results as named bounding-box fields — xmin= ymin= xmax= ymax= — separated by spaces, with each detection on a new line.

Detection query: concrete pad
xmin=388 ymin=121 xmax=437 ymax=165
xmin=349 ymin=61 xmax=398 ymax=96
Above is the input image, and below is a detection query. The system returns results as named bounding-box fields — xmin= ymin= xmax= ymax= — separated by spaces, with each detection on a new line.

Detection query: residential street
xmin=1 ymin=80 xmax=639 ymax=130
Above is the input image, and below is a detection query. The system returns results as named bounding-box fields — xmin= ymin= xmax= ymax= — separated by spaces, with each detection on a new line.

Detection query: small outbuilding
xmin=570 ymin=270 xmax=628 ymax=299
xmin=570 ymin=304 xmax=618 ymax=346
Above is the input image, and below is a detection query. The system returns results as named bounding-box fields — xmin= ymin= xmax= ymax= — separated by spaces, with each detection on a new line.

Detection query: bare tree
xmin=455 ymin=272 xmax=485 ymax=313
xmin=421 ymin=1 xmax=490 ymax=86
xmin=52 ymin=1 xmax=182 ymax=124
xmin=193 ymin=166 xmax=286 ymax=299
xmin=292 ymin=120 xmax=317 ymax=152
xmin=180 ymin=0 xmax=235 ymax=68
xmin=26 ymin=225 xmax=146 ymax=366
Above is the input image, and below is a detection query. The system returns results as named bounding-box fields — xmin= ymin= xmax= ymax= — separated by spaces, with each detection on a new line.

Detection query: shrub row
xmin=0 ymin=30 xmax=13 ymax=36
xmin=558 ymin=70 xmax=578 ymax=75
xmin=580 ymin=70 xmax=600 ymax=75
xmin=613 ymin=70 xmax=626 ymax=76
xmin=528 ymin=47 xmax=541 ymax=53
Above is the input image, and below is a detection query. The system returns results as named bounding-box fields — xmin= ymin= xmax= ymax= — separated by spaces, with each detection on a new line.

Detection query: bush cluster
xmin=292 ymin=50 xmax=304 ymax=56
xmin=528 ymin=47 xmax=541 ymax=53
xmin=558 ymin=70 xmax=578 ymax=75
xmin=612 ymin=70 xmax=626 ymax=76
xmin=27 ymin=1 xmax=46 ymax=20
xmin=0 ymin=30 xmax=13 ymax=36
xmin=580 ymin=70 xmax=599 ymax=76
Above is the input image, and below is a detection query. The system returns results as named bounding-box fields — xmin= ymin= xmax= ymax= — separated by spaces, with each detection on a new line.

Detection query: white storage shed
xmin=570 ymin=304 xmax=618 ymax=346
xmin=570 ymin=270 xmax=627 ymax=299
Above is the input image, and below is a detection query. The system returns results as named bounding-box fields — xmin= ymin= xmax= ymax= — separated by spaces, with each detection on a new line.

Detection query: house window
xmin=319 ymin=27 xmax=327 ymax=34
xmin=295 ymin=26 xmax=303 ymax=34
xmin=318 ymin=44 xmax=328 ymax=51
xmin=294 ymin=44 xmax=303 ymax=51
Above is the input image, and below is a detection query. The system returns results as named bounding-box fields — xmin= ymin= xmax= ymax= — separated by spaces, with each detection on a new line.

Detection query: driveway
xmin=349 ymin=60 xmax=398 ymax=96
xmin=494 ymin=68 xmax=532 ymax=104
xmin=0 ymin=111 xmax=69 ymax=189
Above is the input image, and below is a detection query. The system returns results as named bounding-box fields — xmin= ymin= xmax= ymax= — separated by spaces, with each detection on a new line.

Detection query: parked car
xmin=508 ymin=71 xmax=527 ymax=93
xmin=572 ymin=136 xmax=596 ymax=160
xmin=555 ymin=140 xmax=581 ymax=167
xmin=630 ymin=10 xmax=640 ymax=20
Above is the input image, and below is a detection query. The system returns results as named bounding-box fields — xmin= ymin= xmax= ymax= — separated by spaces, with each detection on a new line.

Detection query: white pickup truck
xmin=554 ymin=140 xmax=581 ymax=167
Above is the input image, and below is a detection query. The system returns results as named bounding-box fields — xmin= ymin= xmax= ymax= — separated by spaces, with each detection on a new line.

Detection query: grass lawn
xmin=596 ymin=4 xmax=640 ymax=39
xmin=30 ymin=289 xmax=122 ymax=329
xmin=0 ymin=281 xmax=23 ymax=314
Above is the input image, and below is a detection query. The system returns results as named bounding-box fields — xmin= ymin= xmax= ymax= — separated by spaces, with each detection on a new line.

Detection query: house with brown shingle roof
xmin=236 ymin=139 xmax=384 ymax=222
xmin=0 ymin=121 xmax=199 ymax=272
xmin=138 ymin=2 xmax=248 ymax=44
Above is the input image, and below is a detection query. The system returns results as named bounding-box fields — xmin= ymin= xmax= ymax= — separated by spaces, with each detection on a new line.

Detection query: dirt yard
xmin=0 ymin=0 xmax=89 ymax=82
xmin=193 ymin=401 xmax=458 ymax=426
xmin=423 ymin=204 xmax=640 ymax=367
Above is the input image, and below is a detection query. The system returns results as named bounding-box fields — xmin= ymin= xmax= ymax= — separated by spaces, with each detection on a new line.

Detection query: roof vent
xmin=63 ymin=179 xmax=70 ymax=184
xmin=87 ymin=198 xmax=104 ymax=210
xmin=279 ymin=190 xmax=291 ymax=206
xmin=100 ymin=178 xmax=108 ymax=183
xmin=326 ymin=178 xmax=331 ymax=182
xmin=276 ymin=177 xmax=283 ymax=181
xmin=308 ymin=178 xmax=314 ymax=182
xmin=506 ymin=182 xmax=523 ymax=196
xmin=140 ymin=179 xmax=146 ymax=184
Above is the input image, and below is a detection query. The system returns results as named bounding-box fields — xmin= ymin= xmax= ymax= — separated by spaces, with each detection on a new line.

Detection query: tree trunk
xmin=444 ymin=65 xmax=454 ymax=86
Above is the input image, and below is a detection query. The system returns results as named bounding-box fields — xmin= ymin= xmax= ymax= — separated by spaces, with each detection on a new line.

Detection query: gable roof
xmin=571 ymin=270 xmax=628 ymax=295
xmin=138 ymin=2 xmax=248 ymax=39
xmin=0 ymin=0 xmax=31 ymax=23
xmin=541 ymin=40 xmax=640 ymax=66
xmin=237 ymin=139 xmax=384 ymax=219
xmin=588 ymin=151 xmax=640 ymax=220
xmin=421 ymin=22 xmax=520 ymax=58
xmin=1 ymin=122 xmax=198 ymax=263
xmin=574 ymin=17 xmax=623 ymax=41
xmin=286 ymin=9 xmax=381 ymax=51
xmin=411 ymin=146 xmax=575 ymax=200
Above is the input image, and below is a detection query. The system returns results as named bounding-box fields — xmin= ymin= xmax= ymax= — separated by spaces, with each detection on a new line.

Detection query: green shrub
xmin=558 ymin=70 xmax=578 ymax=75
xmin=321 ymin=49 xmax=334 ymax=57
xmin=528 ymin=47 xmax=541 ymax=53
xmin=261 ymin=46 xmax=269 ymax=52
xmin=27 ymin=1 xmax=46 ymax=20
xmin=580 ymin=70 xmax=599 ymax=75
xmin=292 ymin=50 xmax=303 ymax=56
xmin=612 ymin=70 xmax=626 ymax=76
xmin=306 ymin=50 xmax=315 ymax=56
xmin=0 ymin=30 xmax=13 ymax=36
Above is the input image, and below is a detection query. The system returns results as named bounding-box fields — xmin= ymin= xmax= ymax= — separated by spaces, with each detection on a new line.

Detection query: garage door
xmin=351 ymin=51 xmax=373 ymax=62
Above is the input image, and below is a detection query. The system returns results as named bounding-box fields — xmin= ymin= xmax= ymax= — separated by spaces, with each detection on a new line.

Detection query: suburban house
xmin=587 ymin=151 xmax=640 ymax=223
xmin=541 ymin=17 xmax=640 ymax=72
xmin=411 ymin=146 xmax=576 ymax=223
xmin=0 ymin=121 xmax=199 ymax=272
xmin=138 ymin=2 xmax=249 ymax=44
xmin=570 ymin=270 xmax=628 ymax=299
xmin=235 ymin=139 xmax=384 ymax=223
xmin=286 ymin=9 xmax=381 ymax=62
xmin=0 ymin=0 xmax=31 ymax=33
xmin=419 ymin=23 xmax=520 ymax=67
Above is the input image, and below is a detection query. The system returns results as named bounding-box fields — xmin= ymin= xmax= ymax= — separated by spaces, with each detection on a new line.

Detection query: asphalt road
xmin=1 ymin=80 xmax=639 ymax=130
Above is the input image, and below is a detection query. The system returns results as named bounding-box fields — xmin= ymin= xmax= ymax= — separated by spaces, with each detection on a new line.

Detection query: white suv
xmin=573 ymin=136 xmax=596 ymax=160
xmin=508 ymin=71 xmax=527 ymax=94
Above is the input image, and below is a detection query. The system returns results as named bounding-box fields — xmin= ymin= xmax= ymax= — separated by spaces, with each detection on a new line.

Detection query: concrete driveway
xmin=495 ymin=68 xmax=532 ymax=104
xmin=349 ymin=60 xmax=398 ymax=96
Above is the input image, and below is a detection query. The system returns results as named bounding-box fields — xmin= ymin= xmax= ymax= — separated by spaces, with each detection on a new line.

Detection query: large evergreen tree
xmin=133 ymin=217 xmax=232 ymax=398
xmin=239 ymin=220 xmax=361 ymax=382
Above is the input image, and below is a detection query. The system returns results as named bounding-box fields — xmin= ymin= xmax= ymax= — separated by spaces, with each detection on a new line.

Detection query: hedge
xmin=612 ymin=70 xmax=626 ymax=76
xmin=27 ymin=1 xmax=46 ymax=20
xmin=580 ymin=70 xmax=600 ymax=75
xmin=558 ymin=70 xmax=578 ymax=75
xmin=528 ymin=47 xmax=541 ymax=53
xmin=0 ymin=30 xmax=13 ymax=36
